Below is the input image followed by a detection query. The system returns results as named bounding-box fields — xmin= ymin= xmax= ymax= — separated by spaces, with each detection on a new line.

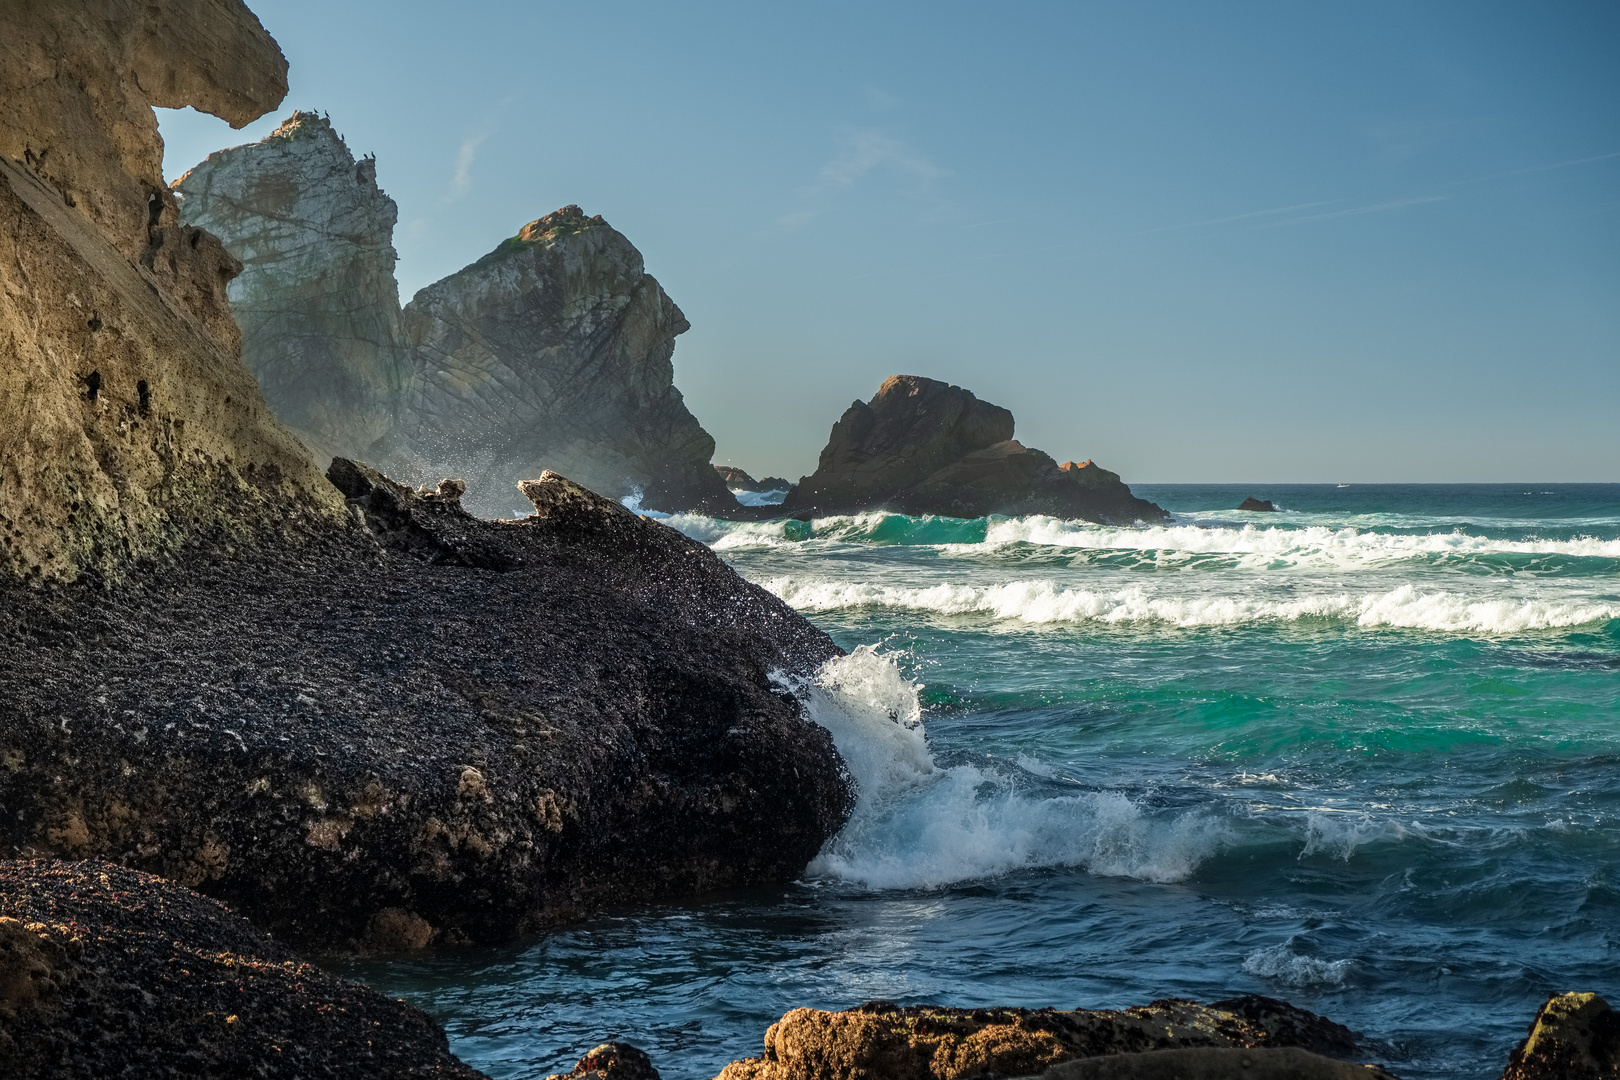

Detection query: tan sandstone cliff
xmin=0 ymin=0 xmax=345 ymax=582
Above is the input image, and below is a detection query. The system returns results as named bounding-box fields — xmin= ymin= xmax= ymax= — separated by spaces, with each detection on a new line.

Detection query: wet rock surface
xmin=1238 ymin=497 xmax=1277 ymax=512
xmin=546 ymin=1042 xmax=662 ymax=1080
xmin=1500 ymin=992 xmax=1619 ymax=1080
xmin=710 ymin=997 xmax=1384 ymax=1080
xmin=0 ymin=469 xmax=852 ymax=951
xmin=0 ymin=859 xmax=486 ymax=1077
xmin=782 ymin=376 xmax=1166 ymax=523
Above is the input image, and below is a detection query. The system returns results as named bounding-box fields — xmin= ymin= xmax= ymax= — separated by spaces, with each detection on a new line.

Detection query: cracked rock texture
xmin=0 ymin=469 xmax=852 ymax=951
xmin=782 ymin=376 xmax=1167 ymax=523
xmin=710 ymin=998 xmax=1397 ymax=1080
xmin=175 ymin=115 xmax=736 ymax=517
xmin=0 ymin=859 xmax=487 ymax=1077
xmin=0 ymin=0 xmax=346 ymax=583
xmin=173 ymin=111 xmax=406 ymax=468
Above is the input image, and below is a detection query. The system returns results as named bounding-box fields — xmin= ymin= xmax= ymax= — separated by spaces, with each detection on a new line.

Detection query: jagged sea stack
xmin=396 ymin=205 xmax=734 ymax=518
xmin=783 ymin=375 xmax=1168 ymax=523
xmin=173 ymin=112 xmax=407 ymax=467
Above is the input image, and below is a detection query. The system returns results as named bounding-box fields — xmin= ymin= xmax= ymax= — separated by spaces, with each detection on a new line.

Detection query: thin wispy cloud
xmin=1248 ymin=195 xmax=1447 ymax=230
xmin=445 ymin=125 xmax=495 ymax=202
xmin=772 ymin=128 xmax=949 ymax=232
xmin=1132 ymin=200 xmax=1335 ymax=237
xmin=1446 ymin=150 xmax=1620 ymax=188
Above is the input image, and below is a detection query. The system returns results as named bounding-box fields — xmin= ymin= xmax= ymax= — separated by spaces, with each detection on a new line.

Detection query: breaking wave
xmin=1241 ymin=943 xmax=1354 ymax=987
xmin=783 ymin=648 xmax=1225 ymax=889
xmin=761 ymin=578 xmax=1619 ymax=634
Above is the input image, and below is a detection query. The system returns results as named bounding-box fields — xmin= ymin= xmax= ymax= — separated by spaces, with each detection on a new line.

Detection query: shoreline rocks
xmin=1501 ymin=992 xmax=1619 ymax=1080
xmin=708 ymin=998 xmax=1395 ymax=1080
xmin=781 ymin=376 xmax=1167 ymax=524
xmin=1238 ymin=497 xmax=1277 ymax=512
xmin=717 ymin=466 xmax=793 ymax=495
xmin=0 ymin=859 xmax=487 ymax=1077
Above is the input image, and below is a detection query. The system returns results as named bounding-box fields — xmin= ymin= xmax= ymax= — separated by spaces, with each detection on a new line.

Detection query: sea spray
xmin=782 ymin=647 xmax=1226 ymax=889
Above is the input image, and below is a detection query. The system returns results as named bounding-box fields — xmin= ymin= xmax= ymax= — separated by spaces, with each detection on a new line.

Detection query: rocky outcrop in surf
xmin=781 ymin=376 xmax=1166 ymax=523
xmin=708 ymin=998 xmax=1395 ymax=1080
xmin=1500 ymin=993 xmax=1619 ymax=1080
xmin=0 ymin=0 xmax=347 ymax=583
xmin=172 ymin=111 xmax=406 ymax=468
xmin=0 ymin=859 xmax=488 ymax=1077
xmin=1240 ymin=497 xmax=1277 ymax=512
xmin=717 ymin=466 xmax=793 ymax=495
xmin=174 ymin=117 xmax=735 ymax=517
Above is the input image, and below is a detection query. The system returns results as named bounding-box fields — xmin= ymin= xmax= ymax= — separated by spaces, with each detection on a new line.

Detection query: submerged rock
xmin=0 ymin=468 xmax=852 ymax=950
xmin=547 ymin=1043 xmax=661 ymax=1080
xmin=0 ymin=859 xmax=486 ymax=1077
xmin=1238 ymin=497 xmax=1277 ymax=512
xmin=173 ymin=111 xmax=407 ymax=468
xmin=0 ymin=0 xmax=347 ymax=583
xmin=782 ymin=376 xmax=1166 ymax=523
xmin=711 ymin=998 xmax=1391 ymax=1080
xmin=1500 ymin=993 xmax=1619 ymax=1080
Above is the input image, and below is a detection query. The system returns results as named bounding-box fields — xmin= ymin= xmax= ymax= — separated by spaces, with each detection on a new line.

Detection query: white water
xmin=761 ymin=578 xmax=1620 ymax=634
xmin=785 ymin=647 xmax=1227 ymax=890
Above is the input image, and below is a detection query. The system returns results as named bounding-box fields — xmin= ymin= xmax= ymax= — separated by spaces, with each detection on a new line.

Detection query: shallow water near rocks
xmin=337 ymin=484 xmax=1620 ymax=1080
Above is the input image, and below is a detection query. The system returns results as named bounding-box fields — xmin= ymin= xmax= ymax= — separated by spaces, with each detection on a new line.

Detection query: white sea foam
xmin=1299 ymin=812 xmax=1418 ymax=861
xmin=761 ymin=578 xmax=1619 ymax=634
xmin=972 ymin=519 xmax=1620 ymax=561
xmin=785 ymin=648 xmax=1224 ymax=889
xmin=1242 ymin=942 xmax=1353 ymax=987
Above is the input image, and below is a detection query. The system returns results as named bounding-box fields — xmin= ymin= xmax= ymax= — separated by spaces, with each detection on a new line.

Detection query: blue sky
xmin=160 ymin=1 xmax=1619 ymax=482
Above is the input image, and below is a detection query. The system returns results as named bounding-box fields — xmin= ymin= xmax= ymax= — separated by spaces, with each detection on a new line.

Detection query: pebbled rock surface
xmin=0 ymin=859 xmax=486 ymax=1077
xmin=0 ymin=0 xmax=347 ymax=583
xmin=1500 ymin=993 xmax=1619 ymax=1080
xmin=782 ymin=376 xmax=1166 ymax=524
xmin=395 ymin=205 xmax=735 ymax=518
xmin=173 ymin=111 xmax=407 ymax=468
xmin=711 ymin=997 xmax=1383 ymax=1080
xmin=0 ymin=468 xmax=852 ymax=951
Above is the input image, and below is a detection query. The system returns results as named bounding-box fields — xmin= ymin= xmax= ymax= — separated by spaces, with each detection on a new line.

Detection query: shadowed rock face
xmin=709 ymin=998 xmax=1389 ymax=1080
xmin=173 ymin=111 xmax=406 ymax=468
xmin=0 ymin=859 xmax=488 ymax=1077
xmin=0 ymin=469 xmax=853 ymax=951
xmin=0 ymin=0 xmax=346 ymax=583
xmin=782 ymin=375 xmax=1167 ymax=524
xmin=396 ymin=206 xmax=734 ymax=518
xmin=783 ymin=375 xmax=1015 ymax=515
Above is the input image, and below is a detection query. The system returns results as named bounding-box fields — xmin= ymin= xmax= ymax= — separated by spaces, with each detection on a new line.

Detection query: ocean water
xmin=339 ymin=484 xmax=1620 ymax=1080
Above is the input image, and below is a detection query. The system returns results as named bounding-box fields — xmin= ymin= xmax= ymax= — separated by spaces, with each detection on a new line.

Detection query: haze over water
xmin=343 ymin=483 xmax=1620 ymax=1080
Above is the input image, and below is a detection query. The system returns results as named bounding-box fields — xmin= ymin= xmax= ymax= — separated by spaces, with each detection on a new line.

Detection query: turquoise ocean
xmin=341 ymin=484 xmax=1620 ymax=1080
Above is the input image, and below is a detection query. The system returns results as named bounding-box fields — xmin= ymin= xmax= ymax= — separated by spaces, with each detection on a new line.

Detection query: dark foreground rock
xmin=1500 ymin=993 xmax=1619 ymax=1080
xmin=0 ymin=468 xmax=852 ymax=951
xmin=709 ymin=998 xmax=1394 ymax=1080
xmin=781 ymin=376 xmax=1166 ymax=524
xmin=1238 ymin=497 xmax=1276 ymax=512
xmin=0 ymin=859 xmax=486 ymax=1077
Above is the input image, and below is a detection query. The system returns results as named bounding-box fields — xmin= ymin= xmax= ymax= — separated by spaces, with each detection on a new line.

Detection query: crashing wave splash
xmin=761 ymin=578 xmax=1619 ymax=634
xmin=782 ymin=647 xmax=1225 ymax=890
